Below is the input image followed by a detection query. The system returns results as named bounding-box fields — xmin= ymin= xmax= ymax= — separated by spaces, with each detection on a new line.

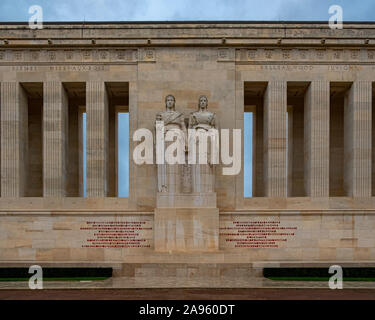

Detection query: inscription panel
xmin=81 ymin=217 xmax=153 ymax=248
xmin=220 ymin=215 xmax=298 ymax=249
xmin=0 ymin=214 xmax=154 ymax=261
xmin=219 ymin=213 xmax=375 ymax=261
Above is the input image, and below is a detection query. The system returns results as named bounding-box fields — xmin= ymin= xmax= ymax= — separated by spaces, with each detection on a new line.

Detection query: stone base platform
xmin=156 ymin=192 xmax=217 ymax=208
xmin=154 ymin=208 xmax=219 ymax=252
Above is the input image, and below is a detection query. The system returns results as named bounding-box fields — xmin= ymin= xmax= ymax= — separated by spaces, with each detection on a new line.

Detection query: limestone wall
xmin=0 ymin=22 xmax=374 ymax=265
xmin=1 ymin=201 xmax=375 ymax=262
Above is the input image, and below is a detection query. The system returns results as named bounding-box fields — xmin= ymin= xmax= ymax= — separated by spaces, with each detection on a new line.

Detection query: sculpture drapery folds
xmin=155 ymin=95 xmax=217 ymax=194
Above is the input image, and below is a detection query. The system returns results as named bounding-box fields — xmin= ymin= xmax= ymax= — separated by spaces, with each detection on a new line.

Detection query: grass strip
xmin=0 ymin=277 xmax=110 ymax=282
xmin=266 ymin=276 xmax=375 ymax=282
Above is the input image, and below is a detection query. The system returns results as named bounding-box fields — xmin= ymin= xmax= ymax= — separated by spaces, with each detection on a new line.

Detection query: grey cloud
xmin=0 ymin=0 xmax=373 ymax=21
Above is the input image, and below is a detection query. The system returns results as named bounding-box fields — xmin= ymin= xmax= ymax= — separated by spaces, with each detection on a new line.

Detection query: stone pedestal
xmin=154 ymin=207 xmax=219 ymax=252
xmin=157 ymin=192 xmax=216 ymax=208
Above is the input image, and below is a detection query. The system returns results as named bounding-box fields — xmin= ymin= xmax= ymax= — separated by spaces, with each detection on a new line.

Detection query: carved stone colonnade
xmin=1 ymin=79 xmax=372 ymax=200
xmin=242 ymin=80 xmax=373 ymax=198
xmin=1 ymin=22 xmax=375 ymax=276
xmin=0 ymin=81 xmax=132 ymax=198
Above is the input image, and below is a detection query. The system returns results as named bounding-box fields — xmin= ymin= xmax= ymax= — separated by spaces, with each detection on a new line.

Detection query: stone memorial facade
xmin=0 ymin=21 xmax=375 ymax=285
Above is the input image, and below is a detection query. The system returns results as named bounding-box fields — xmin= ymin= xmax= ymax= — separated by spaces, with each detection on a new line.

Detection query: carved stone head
xmin=198 ymin=95 xmax=208 ymax=111
xmin=165 ymin=94 xmax=176 ymax=111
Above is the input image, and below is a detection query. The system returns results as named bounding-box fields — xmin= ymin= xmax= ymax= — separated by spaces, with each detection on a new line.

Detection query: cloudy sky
xmin=0 ymin=0 xmax=373 ymax=22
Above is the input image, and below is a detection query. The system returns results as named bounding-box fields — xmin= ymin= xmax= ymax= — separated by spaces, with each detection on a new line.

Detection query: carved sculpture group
xmin=156 ymin=95 xmax=217 ymax=194
xmin=156 ymin=94 xmax=217 ymax=134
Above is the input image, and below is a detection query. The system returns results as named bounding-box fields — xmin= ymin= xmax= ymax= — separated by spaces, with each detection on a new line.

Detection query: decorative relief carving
xmin=350 ymin=49 xmax=360 ymax=60
xmin=236 ymin=48 xmax=375 ymax=63
xmin=65 ymin=50 xmax=74 ymax=60
xmin=112 ymin=49 xmax=136 ymax=61
xmin=247 ymin=49 xmax=257 ymax=60
xmin=316 ymin=49 xmax=325 ymax=60
xmin=98 ymin=50 xmax=108 ymax=60
xmin=282 ymin=49 xmax=291 ymax=60
xmin=218 ymin=48 xmax=228 ymax=59
xmin=145 ymin=49 xmax=154 ymax=60
xmin=82 ymin=50 xmax=91 ymax=60
xmin=47 ymin=50 xmax=56 ymax=61
xmin=333 ymin=50 xmax=342 ymax=60
xmin=30 ymin=51 xmax=39 ymax=61
xmin=116 ymin=50 xmax=126 ymax=60
xmin=217 ymin=48 xmax=235 ymax=62
xmin=298 ymin=49 xmax=308 ymax=59
xmin=0 ymin=48 xmax=374 ymax=65
xmin=264 ymin=49 xmax=274 ymax=59
xmin=0 ymin=49 xmax=140 ymax=64
xmin=13 ymin=51 xmax=22 ymax=61
xmin=138 ymin=48 xmax=156 ymax=62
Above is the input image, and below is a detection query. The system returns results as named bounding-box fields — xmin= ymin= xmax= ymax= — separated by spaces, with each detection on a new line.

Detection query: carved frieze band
xmin=1 ymin=47 xmax=374 ymax=64
xmin=0 ymin=48 xmax=156 ymax=64
xmin=233 ymin=48 xmax=375 ymax=63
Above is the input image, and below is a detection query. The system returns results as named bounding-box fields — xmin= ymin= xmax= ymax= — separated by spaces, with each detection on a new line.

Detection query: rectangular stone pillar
xmin=1 ymin=82 xmax=28 ymax=197
xmin=254 ymin=102 xmax=264 ymax=197
xmin=86 ymin=82 xmax=109 ymax=197
xmin=263 ymin=81 xmax=287 ymax=197
xmin=43 ymin=82 xmax=68 ymax=197
xmin=304 ymin=81 xmax=330 ymax=197
xmin=344 ymin=81 xmax=372 ymax=197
